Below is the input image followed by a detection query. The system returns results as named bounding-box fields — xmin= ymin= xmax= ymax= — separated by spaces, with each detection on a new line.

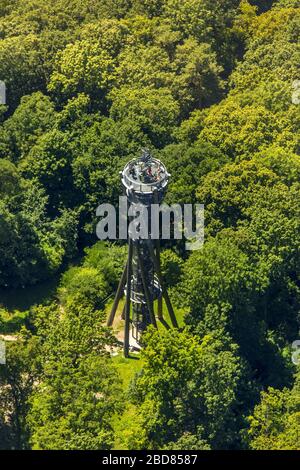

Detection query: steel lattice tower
xmin=107 ymin=150 xmax=178 ymax=357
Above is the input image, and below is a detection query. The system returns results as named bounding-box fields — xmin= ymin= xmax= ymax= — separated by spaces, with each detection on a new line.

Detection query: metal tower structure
xmin=107 ymin=150 xmax=178 ymax=357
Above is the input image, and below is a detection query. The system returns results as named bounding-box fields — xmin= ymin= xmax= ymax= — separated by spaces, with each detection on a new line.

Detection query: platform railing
xmin=121 ymin=158 xmax=169 ymax=193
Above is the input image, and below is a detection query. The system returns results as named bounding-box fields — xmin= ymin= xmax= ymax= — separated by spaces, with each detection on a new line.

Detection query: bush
xmin=0 ymin=308 xmax=28 ymax=334
xmin=58 ymin=267 xmax=109 ymax=310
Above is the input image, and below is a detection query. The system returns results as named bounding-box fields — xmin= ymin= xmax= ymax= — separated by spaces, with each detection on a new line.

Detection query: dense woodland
xmin=0 ymin=0 xmax=299 ymax=450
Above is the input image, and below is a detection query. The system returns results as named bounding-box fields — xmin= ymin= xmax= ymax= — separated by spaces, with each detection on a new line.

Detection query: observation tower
xmin=107 ymin=150 xmax=178 ymax=357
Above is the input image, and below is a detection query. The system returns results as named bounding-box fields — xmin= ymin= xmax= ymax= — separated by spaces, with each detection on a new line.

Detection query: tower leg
xmin=157 ymin=297 xmax=163 ymax=320
xmin=124 ymin=239 xmax=133 ymax=357
xmin=153 ymin=189 xmax=163 ymax=322
xmin=154 ymin=239 xmax=163 ymax=321
xmin=107 ymin=263 xmax=127 ymax=327
xmin=147 ymin=241 xmax=179 ymax=328
xmin=136 ymin=244 xmax=157 ymax=329
xmin=121 ymin=303 xmax=126 ymax=320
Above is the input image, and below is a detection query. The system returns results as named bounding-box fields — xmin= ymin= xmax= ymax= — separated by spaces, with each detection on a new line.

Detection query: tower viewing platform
xmin=121 ymin=150 xmax=170 ymax=197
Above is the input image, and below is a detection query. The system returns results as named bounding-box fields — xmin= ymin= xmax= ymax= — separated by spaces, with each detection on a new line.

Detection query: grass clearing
xmin=111 ymin=353 xmax=144 ymax=450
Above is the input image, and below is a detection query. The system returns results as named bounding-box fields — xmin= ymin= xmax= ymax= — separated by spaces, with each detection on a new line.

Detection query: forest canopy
xmin=0 ymin=0 xmax=299 ymax=451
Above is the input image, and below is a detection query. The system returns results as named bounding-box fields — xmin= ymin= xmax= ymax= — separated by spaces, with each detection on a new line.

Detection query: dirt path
xmin=105 ymin=306 xmax=141 ymax=355
xmin=0 ymin=334 xmax=18 ymax=342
